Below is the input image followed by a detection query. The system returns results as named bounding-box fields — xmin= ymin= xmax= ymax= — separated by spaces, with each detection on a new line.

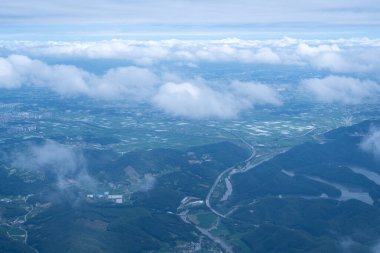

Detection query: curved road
xmin=185 ymin=127 xmax=296 ymax=253
xmin=205 ymin=131 xmax=256 ymax=219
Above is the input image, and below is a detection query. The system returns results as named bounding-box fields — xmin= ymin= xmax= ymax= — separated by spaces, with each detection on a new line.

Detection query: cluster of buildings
xmin=86 ymin=191 xmax=123 ymax=204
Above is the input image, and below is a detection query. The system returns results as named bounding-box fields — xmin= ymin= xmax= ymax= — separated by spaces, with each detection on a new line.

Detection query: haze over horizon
xmin=1 ymin=0 xmax=380 ymax=40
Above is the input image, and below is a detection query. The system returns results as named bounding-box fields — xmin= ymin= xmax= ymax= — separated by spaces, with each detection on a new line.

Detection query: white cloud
xmin=3 ymin=38 xmax=380 ymax=75
xmin=31 ymin=41 xmax=170 ymax=65
xmin=90 ymin=67 xmax=158 ymax=99
xmin=0 ymin=54 xmax=282 ymax=119
xmin=153 ymin=81 xmax=240 ymax=119
xmin=360 ymin=128 xmax=380 ymax=159
xmin=190 ymin=44 xmax=281 ymax=64
xmin=296 ymin=43 xmax=370 ymax=72
xmin=230 ymin=81 xmax=282 ymax=106
xmin=0 ymin=55 xmax=159 ymax=100
xmin=300 ymin=75 xmax=380 ymax=104
xmin=153 ymin=79 xmax=281 ymax=119
xmin=251 ymin=48 xmax=282 ymax=64
xmin=0 ymin=57 xmax=21 ymax=88
xmin=11 ymin=40 xmax=283 ymax=65
xmin=12 ymin=140 xmax=96 ymax=191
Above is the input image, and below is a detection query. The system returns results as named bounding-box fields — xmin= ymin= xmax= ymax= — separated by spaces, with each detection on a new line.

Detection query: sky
xmin=0 ymin=0 xmax=380 ymax=40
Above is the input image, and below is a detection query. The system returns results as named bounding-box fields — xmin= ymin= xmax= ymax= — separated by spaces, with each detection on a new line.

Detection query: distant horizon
xmin=1 ymin=0 xmax=380 ymax=40
xmin=1 ymin=35 xmax=380 ymax=42
xmin=1 ymin=29 xmax=379 ymax=41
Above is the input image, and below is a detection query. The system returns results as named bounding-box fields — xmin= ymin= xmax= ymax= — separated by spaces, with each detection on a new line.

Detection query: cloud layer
xmin=1 ymin=38 xmax=380 ymax=118
xmin=0 ymin=54 xmax=281 ymax=119
xmin=300 ymin=76 xmax=380 ymax=104
xmin=3 ymin=38 xmax=380 ymax=76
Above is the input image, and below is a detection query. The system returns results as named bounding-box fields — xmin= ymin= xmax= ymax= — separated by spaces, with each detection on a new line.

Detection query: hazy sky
xmin=1 ymin=0 xmax=380 ymax=40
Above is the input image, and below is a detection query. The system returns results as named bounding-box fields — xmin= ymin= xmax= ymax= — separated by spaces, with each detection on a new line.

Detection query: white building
xmin=108 ymin=195 xmax=123 ymax=199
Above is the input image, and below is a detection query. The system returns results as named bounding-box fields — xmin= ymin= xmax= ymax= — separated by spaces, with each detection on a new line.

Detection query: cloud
xmin=0 ymin=57 xmax=22 ymax=88
xmin=0 ymin=55 xmax=159 ymax=100
xmin=296 ymin=43 xmax=370 ymax=72
xmin=153 ymin=81 xmax=240 ymax=119
xmin=137 ymin=174 xmax=156 ymax=192
xmin=192 ymin=44 xmax=281 ymax=64
xmin=29 ymin=41 xmax=170 ymax=65
xmin=0 ymin=54 xmax=282 ymax=119
xmin=12 ymin=140 xmax=96 ymax=191
xmin=6 ymin=40 xmax=284 ymax=65
xmin=5 ymin=54 xmax=93 ymax=95
xmin=252 ymin=47 xmax=282 ymax=64
xmin=360 ymin=128 xmax=380 ymax=159
xmin=230 ymin=81 xmax=282 ymax=106
xmin=90 ymin=67 xmax=158 ymax=99
xmin=300 ymin=75 xmax=380 ymax=104
xmin=3 ymin=39 xmax=380 ymax=76
xmin=153 ymin=79 xmax=281 ymax=119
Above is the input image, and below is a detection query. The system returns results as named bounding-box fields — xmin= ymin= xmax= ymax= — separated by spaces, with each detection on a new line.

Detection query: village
xmin=86 ymin=191 xmax=124 ymax=204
